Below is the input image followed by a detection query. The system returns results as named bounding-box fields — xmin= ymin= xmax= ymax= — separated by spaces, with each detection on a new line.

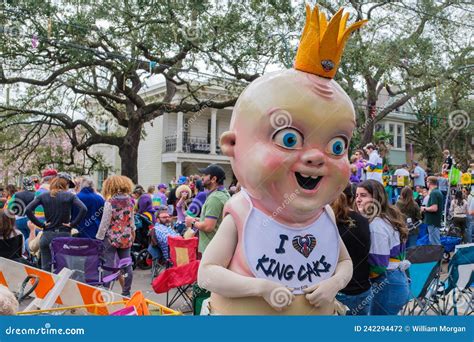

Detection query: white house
xmin=90 ymin=83 xmax=237 ymax=189
xmin=373 ymin=88 xmax=419 ymax=166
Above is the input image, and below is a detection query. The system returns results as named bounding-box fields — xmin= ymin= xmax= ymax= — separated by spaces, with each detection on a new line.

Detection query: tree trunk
xmin=359 ymin=78 xmax=378 ymax=148
xmin=119 ymin=120 xmax=143 ymax=184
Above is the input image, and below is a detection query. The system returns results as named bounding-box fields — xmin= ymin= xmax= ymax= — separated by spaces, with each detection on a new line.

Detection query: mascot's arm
xmin=198 ymin=214 xmax=294 ymax=311
xmin=303 ymin=237 xmax=353 ymax=308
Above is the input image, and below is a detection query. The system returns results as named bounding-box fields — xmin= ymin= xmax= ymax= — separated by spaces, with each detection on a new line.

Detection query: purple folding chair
xmin=50 ymin=237 xmax=132 ymax=288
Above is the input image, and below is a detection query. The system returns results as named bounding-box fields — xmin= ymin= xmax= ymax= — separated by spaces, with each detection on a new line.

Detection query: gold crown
xmin=294 ymin=5 xmax=368 ymax=79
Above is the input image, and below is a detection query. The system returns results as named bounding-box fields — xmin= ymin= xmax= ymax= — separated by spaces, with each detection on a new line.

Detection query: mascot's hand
xmin=303 ymin=278 xmax=339 ymax=308
xmin=259 ymin=279 xmax=295 ymax=312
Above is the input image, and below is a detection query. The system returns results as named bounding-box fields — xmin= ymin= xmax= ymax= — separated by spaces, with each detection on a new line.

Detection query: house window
xmin=97 ymin=169 xmax=108 ymax=191
xmin=378 ymin=121 xmax=404 ymax=150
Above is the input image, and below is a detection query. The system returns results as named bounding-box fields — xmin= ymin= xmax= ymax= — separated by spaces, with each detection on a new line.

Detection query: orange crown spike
xmin=294 ymin=4 xmax=368 ymax=79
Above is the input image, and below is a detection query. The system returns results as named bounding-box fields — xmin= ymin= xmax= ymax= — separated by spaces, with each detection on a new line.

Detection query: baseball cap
xmin=198 ymin=164 xmax=226 ymax=184
xmin=157 ymin=183 xmax=168 ymax=190
xmin=42 ymin=169 xmax=58 ymax=178
xmin=57 ymin=172 xmax=75 ymax=188
xmin=177 ymin=176 xmax=187 ymax=185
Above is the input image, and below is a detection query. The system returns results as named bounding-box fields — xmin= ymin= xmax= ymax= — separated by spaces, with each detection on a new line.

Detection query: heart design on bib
xmin=292 ymin=234 xmax=317 ymax=258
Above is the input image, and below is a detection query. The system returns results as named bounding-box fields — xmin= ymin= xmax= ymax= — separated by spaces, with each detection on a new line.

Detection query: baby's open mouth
xmin=295 ymin=172 xmax=322 ymax=190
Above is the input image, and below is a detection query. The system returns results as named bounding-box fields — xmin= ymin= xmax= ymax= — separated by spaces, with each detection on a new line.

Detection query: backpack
xmin=107 ymin=196 xmax=134 ymax=249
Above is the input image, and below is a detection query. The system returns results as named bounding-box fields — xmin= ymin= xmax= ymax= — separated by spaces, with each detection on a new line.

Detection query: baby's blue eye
xmin=273 ymin=128 xmax=303 ymax=149
xmin=327 ymin=137 xmax=347 ymax=156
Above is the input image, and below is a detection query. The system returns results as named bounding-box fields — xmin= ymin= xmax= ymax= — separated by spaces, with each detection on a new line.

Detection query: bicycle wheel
xmin=136 ymin=249 xmax=152 ymax=270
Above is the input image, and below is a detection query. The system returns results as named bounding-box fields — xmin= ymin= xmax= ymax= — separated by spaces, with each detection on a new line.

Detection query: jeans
xmin=103 ymin=238 xmax=133 ymax=295
xmin=15 ymin=217 xmax=29 ymax=251
xmin=427 ymin=225 xmax=441 ymax=245
xmin=39 ymin=230 xmax=71 ymax=271
xmin=370 ymin=269 xmax=409 ymax=315
xmin=336 ymin=287 xmax=373 ymax=315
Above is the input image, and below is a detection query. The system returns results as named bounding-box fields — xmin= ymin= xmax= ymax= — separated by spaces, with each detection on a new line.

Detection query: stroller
xmin=51 ymin=237 xmax=132 ymax=289
xmin=132 ymin=213 xmax=154 ymax=270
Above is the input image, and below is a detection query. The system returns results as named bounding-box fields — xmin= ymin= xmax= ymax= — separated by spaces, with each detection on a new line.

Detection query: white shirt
xmin=394 ymin=168 xmax=410 ymax=177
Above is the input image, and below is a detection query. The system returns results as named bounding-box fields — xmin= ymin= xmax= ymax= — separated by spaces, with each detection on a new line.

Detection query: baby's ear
xmin=220 ymin=131 xmax=236 ymax=157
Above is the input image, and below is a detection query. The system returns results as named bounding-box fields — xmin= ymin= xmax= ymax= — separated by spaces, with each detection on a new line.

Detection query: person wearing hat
xmin=152 ymin=183 xmax=168 ymax=211
xmin=185 ymin=164 xmax=230 ymax=252
xmin=6 ymin=178 xmax=36 ymax=241
xmin=133 ymin=185 xmax=155 ymax=224
xmin=25 ymin=173 xmax=87 ymax=271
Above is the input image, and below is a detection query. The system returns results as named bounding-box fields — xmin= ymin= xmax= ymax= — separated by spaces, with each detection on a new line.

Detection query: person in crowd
xmin=72 ymin=177 xmax=105 ymax=239
xmin=25 ymin=173 xmax=87 ymax=271
xmin=441 ymin=149 xmax=454 ymax=174
xmin=195 ymin=175 xmax=204 ymax=192
xmin=0 ymin=285 xmax=19 ymax=315
xmin=0 ymin=209 xmax=24 ymax=258
xmin=134 ymin=185 xmax=155 ymax=224
xmin=355 ymin=180 xmax=409 ymax=315
xmin=421 ymin=176 xmax=444 ymax=245
xmin=33 ymin=169 xmax=59 ymax=225
xmin=185 ymin=164 xmax=230 ymax=253
xmin=2 ymin=185 xmax=17 ymax=210
xmin=411 ymin=161 xmax=426 ymax=188
xmin=175 ymin=185 xmax=192 ymax=235
xmin=353 ymin=149 xmax=366 ymax=181
xmin=469 ymin=191 xmax=474 ymax=242
xmin=153 ymin=184 xmax=168 ymax=211
xmin=31 ymin=175 xmax=41 ymax=191
xmin=96 ymin=175 xmax=136 ymax=297
xmin=437 ymin=174 xmax=449 ymax=213
xmin=449 ymin=189 xmax=469 ymax=243
xmin=186 ymin=190 xmax=208 ymax=219
xmin=393 ymin=164 xmax=410 ymax=201
xmin=363 ymin=143 xmax=383 ymax=184
xmin=169 ymin=176 xmax=177 ymax=189
xmin=6 ymin=178 xmax=35 ymax=241
xmin=148 ymin=210 xmax=179 ymax=263
xmin=332 ymin=184 xmax=371 ymax=315
xmin=349 ymin=164 xmax=360 ymax=184
xmin=396 ymin=187 xmax=422 ymax=248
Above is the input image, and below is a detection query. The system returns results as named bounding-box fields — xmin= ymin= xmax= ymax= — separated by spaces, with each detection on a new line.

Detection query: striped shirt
xmin=368 ymin=217 xmax=406 ymax=278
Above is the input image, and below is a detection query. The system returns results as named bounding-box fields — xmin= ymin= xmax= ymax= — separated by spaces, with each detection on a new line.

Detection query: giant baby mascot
xmin=198 ymin=4 xmax=367 ymax=315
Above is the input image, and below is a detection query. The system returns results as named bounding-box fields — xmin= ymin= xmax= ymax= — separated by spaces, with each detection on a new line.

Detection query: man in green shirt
xmin=185 ymin=164 xmax=230 ymax=253
xmin=421 ymin=176 xmax=444 ymax=245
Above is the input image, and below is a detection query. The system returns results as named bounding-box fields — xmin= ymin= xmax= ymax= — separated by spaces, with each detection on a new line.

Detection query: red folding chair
xmin=152 ymin=236 xmax=199 ymax=312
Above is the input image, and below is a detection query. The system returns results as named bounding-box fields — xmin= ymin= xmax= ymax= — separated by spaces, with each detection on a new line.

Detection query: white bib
xmin=242 ymin=194 xmax=340 ymax=295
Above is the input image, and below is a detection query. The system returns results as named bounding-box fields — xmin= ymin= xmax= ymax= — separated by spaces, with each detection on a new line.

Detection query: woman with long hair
xmin=331 ymin=183 xmax=371 ymax=315
xmin=449 ymin=190 xmax=469 ymax=243
xmin=355 ymin=180 xmax=409 ymax=315
xmin=96 ymin=175 xmax=136 ymax=296
xmin=396 ymin=187 xmax=422 ymax=248
xmin=25 ymin=173 xmax=87 ymax=271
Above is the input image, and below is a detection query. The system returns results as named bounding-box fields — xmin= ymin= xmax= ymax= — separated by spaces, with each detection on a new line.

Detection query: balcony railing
xmin=164 ymin=135 xmax=221 ymax=154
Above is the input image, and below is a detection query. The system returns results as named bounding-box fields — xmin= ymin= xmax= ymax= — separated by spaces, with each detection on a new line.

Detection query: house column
xmin=176 ymin=161 xmax=182 ymax=178
xmin=176 ymin=111 xmax=183 ymax=152
xmin=210 ymin=108 xmax=217 ymax=155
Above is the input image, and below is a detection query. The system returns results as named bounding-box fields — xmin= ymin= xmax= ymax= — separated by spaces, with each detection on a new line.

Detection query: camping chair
xmin=50 ymin=237 xmax=132 ymax=288
xmin=152 ymin=236 xmax=199 ymax=312
xmin=437 ymin=244 xmax=474 ymax=315
xmin=402 ymin=245 xmax=445 ymax=315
